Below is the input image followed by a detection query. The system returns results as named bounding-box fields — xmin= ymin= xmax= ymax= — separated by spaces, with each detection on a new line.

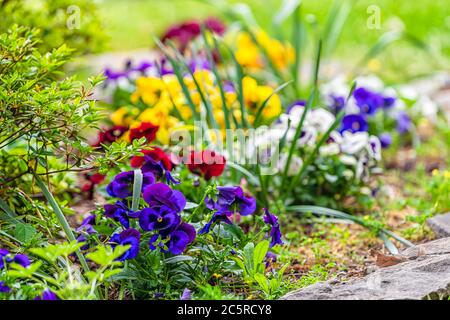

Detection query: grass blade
xmin=34 ymin=173 xmax=90 ymax=274
xmin=131 ymin=169 xmax=143 ymax=212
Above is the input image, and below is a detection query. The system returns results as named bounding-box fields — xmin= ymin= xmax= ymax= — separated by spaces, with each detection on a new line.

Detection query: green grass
xmin=96 ymin=0 xmax=450 ymax=81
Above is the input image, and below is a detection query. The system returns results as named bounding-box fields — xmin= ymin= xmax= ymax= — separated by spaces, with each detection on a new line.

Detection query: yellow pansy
xmin=235 ymin=31 xmax=294 ymax=71
xmin=110 ymin=106 xmax=140 ymax=127
xmin=132 ymin=77 xmax=164 ymax=105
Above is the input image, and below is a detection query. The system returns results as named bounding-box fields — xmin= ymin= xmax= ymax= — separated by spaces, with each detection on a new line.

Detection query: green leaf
xmin=253 ymin=240 xmax=269 ymax=273
xmin=273 ymin=0 xmax=302 ymax=26
xmin=14 ymin=223 xmax=37 ymax=243
xmin=164 ymin=255 xmax=194 ymax=264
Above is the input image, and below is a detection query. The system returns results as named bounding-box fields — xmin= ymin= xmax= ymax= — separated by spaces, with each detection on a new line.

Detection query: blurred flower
xmin=110 ymin=229 xmax=141 ymax=261
xmin=379 ymin=133 xmax=392 ymax=148
xmin=396 ymin=111 xmax=412 ymax=134
xmin=106 ymin=170 xmax=155 ymax=199
xmin=161 ymin=17 xmax=225 ymax=52
xmin=263 ymin=208 xmax=283 ymax=247
xmin=265 ymin=251 xmax=277 ymax=269
xmin=242 ymin=76 xmax=281 ymax=120
xmin=93 ymin=126 xmax=128 ymax=147
xmin=0 ymin=249 xmax=9 ymax=269
xmin=131 ymin=147 xmax=172 ymax=170
xmin=143 ymin=183 xmax=186 ymax=213
xmin=340 ymin=131 xmax=369 ymax=155
xmin=34 ymin=289 xmax=58 ymax=300
xmin=0 ymin=281 xmax=10 ymax=293
xmin=81 ymin=172 xmax=106 ymax=197
xmin=340 ymin=114 xmax=368 ymax=133
xmin=187 ymin=150 xmax=226 ymax=180
xmin=205 ymin=186 xmax=256 ymax=216
xmin=180 ymin=288 xmax=192 ymax=300
xmin=353 ymin=87 xmax=384 ymax=115
xmin=235 ymin=31 xmax=294 ymax=70
xmin=129 ymin=121 xmax=159 ymax=143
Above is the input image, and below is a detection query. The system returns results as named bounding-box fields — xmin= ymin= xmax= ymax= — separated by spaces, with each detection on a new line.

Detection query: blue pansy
xmin=110 ymin=228 xmax=141 ymax=261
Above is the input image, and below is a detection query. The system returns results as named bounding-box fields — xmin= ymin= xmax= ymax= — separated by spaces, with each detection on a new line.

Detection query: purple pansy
xmin=149 ymin=222 xmax=196 ymax=255
xmin=76 ymin=214 xmax=96 ymax=234
xmin=329 ymin=95 xmax=346 ymax=113
xmin=12 ymin=254 xmax=30 ymax=268
xmin=143 ymin=183 xmax=186 ymax=214
xmin=0 ymin=281 xmax=10 ymax=293
xmin=0 ymin=249 xmax=9 ymax=269
xmin=205 ymin=186 xmax=256 ymax=216
xmin=34 ymin=289 xmax=58 ymax=300
xmin=198 ymin=212 xmax=232 ymax=234
xmin=106 ymin=170 xmax=155 ymax=198
xmin=263 ymin=208 xmax=283 ymax=247
xmin=265 ymin=251 xmax=277 ymax=269
xmin=379 ymin=133 xmax=392 ymax=148
xmin=138 ymin=206 xmax=181 ymax=231
xmin=286 ymin=100 xmax=306 ymax=114
xmin=340 ymin=114 xmax=368 ymax=133
xmin=396 ymin=111 xmax=412 ymax=134
xmin=104 ymin=201 xmax=137 ymax=229
xmin=353 ymin=87 xmax=384 ymax=115
xmin=110 ymin=228 xmax=141 ymax=261
xmin=141 ymin=156 xmax=179 ymax=185
xmin=180 ymin=288 xmax=192 ymax=300
xmin=383 ymin=96 xmax=396 ymax=109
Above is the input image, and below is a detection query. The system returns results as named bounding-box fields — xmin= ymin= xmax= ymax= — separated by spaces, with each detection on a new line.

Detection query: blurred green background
xmin=95 ymin=0 xmax=450 ymax=81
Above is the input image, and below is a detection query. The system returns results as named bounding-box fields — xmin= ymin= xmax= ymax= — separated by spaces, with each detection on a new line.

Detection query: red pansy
xmin=187 ymin=150 xmax=226 ymax=180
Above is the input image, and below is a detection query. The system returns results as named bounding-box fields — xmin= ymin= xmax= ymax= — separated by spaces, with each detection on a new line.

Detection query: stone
xmin=427 ymin=213 xmax=450 ymax=238
xmin=281 ymin=237 xmax=450 ymax=300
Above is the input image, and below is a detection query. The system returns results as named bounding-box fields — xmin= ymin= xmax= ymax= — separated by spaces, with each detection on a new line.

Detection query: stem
xmin=33 ymin=173 xmax=90 ymax=274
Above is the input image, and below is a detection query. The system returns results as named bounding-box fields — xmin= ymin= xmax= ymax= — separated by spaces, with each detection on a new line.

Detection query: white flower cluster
xmin=270 ymin=104 xmax=382 ymax=180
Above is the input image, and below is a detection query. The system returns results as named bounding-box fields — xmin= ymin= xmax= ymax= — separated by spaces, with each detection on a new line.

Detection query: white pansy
xmin=413 ymin=95 xmax=438 ymax=122
xmin=307 ymin=108 xmax=336 ymax=133
xmin=321 ymin=75 xmax=349 ymax=98
xmin=340 ymin=131 xmax=369 ymax=155
xmin=354 ymin=75 xmax=384 ymax=92
xmin=278 ymin=153 xmax=303 ymax=177
xmin=297 ymin=125 xmax=317 ymax=147
xmin=340 ymin=154 xmax=358 ymax=166
xmin=367 ymin=135 xmax=381 ymax=161
xmin=319 ymin=131 xmax=342 ymax=156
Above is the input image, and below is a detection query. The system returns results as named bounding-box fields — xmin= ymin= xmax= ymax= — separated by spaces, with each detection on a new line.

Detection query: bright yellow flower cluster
xmin=111 ymin=70 xmax=282 ymax=143
xmin=432 ymin=169 xmax=450 ymax=179
xmin=235 ymin=30 xmax=295 ymax=71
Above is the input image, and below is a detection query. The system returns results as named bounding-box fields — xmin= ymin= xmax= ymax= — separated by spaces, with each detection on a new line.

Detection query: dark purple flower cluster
xmin=0 ymin=249 xmax=30 ymax=269
xmin=200 ymin=186 xmax=256 ymax=234
xmin=103 ymin=166 xmax=196 ymax=259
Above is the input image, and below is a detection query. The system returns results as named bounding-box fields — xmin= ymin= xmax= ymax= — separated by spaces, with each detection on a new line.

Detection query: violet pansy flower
xmin=340 ymin=114 xmax=368 ymax=134
xmin=110 ymin=228 xmax=141 ymax=261
xmin=0 ymin=281 xmax=11 ymax=293
xmin=205 ymin=186 xmax=256 ymax=216
xmin=143 ymin=183 xmax=186 ymax=214
xmin=149 ymin=222 xmax=196 ymax=255
xmin=263 ymin=208 xmax=283 ymax=247
xmin=104 ymin=201 xmax=137 ymax=229
xmin=138 ymin=206 xmax=181 ymax=232
xmin=34 ymin=289 xmax=58 ymax=300
xmin=106 ymin=170 xmax=155 ymax=199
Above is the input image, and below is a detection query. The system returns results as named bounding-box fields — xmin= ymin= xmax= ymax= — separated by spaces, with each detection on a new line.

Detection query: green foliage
xmin=0 ymin=0 xmax=106 ymax=54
